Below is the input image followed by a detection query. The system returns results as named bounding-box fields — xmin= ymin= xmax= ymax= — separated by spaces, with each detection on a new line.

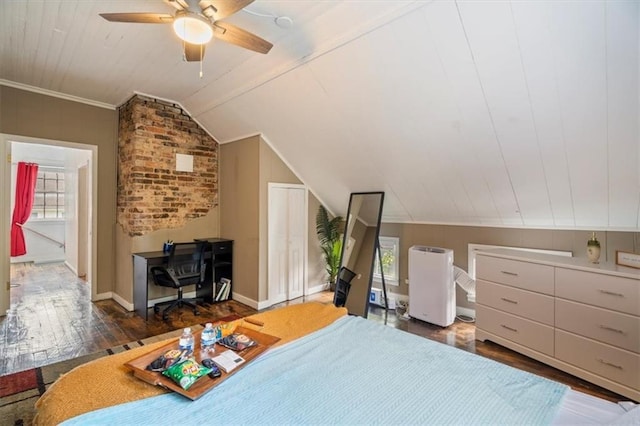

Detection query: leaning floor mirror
xmin=334 ymin=191 xmax=385 ymax=317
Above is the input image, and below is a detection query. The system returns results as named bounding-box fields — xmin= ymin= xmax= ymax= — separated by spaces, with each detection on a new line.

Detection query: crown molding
xmin=0 ymin=79 xmax=115 ymax=110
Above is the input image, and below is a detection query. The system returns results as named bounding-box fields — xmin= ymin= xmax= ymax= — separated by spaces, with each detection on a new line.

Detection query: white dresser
xmin=475 ymin=249 xmax=640 ymax=401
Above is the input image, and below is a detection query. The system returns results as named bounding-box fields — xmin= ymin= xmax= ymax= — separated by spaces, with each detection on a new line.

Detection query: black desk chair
xmin=150 ymin=241 xmax=206 ymax=320
xmin=333 ymin=266 xmax=357 ymax=308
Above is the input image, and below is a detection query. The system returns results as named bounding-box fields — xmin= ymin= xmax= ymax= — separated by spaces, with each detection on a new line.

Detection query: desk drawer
xmin=555 ymin=299 xmax=639 ymax=353
xmin=476 ymin=280 xmax=554 ymax=325
xmin=211 ymin=241 xmax=232 ymax=255
xmin=555 ymin=329 xmax=640 ymax=390
xmin=476 ymin=305 xmax=554 ymax=356
xmin=555 ymin=268 xmax=640 ymax=315
xmin=476 ymin=255 xmax=554 ymax=295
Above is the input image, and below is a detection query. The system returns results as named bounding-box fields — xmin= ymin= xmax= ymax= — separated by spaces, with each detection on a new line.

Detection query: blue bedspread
xmin=62 ymin=316 xmax=568 ymax=425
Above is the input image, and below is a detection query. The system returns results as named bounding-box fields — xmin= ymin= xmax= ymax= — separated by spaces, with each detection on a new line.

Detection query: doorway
xmin=1 ymin=135 xmax=96 ymax=314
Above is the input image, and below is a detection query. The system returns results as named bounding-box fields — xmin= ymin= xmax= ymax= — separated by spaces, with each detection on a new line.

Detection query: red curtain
xmin=11 ymin=162 xmax=39 ymax=257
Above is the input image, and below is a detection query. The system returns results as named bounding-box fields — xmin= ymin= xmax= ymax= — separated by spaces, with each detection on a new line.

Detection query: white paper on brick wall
xmin=175 ymin=153 xmax=193 ymax=172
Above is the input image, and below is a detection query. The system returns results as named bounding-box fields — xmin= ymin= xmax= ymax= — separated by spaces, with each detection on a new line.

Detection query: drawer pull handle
xmin=500 ymin=271 xmax=519 ymax=277
xmin=597 ymin=358 xmax=623 ymax=370
xmin=500 ymin=297 xmax=518 ymax=305
xmin=598 ymin=289 xmax=625 ymax=298
xmin=500 ymin=324 xmax=518 ymax=333
xmin=599 ymin=325 xmax=626 ymax=335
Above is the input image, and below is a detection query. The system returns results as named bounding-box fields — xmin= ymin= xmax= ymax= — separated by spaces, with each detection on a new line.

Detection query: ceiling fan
xmin=99 ymin=0 xmax=273 ymax=63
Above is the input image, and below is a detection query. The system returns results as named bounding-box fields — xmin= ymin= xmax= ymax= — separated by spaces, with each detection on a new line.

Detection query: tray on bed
xmin=125 ymin=325 xmax=280 ymax=400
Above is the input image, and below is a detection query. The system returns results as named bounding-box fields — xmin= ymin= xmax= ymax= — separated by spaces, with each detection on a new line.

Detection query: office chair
xmin=150 ymin=241 xmax=206 ymax=320
xmin=333 ymin=266 xmax=357 ymax=308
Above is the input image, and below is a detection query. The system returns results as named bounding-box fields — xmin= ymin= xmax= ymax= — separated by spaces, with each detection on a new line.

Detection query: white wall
xmin=64 ymin=149 xmax=91 ymax=274
xmin=9 ymin=142 xmax=90 ymax=266
xmin=10 ymin=220 xmax=65 ymax=264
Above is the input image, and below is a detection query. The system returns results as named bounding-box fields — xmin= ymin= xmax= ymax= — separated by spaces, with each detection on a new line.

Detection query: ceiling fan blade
xmin=184 ymin=42 xmax=206 ymax=62
xmin=213 ymin=22 xmax=272 ymax=54
xmin=200 ymin=0 xmax=254 ymax=21
xmin=99 ymin=13 xmax=174 ymax=24
xmin=164 ymin=0 xmax=189 ymax=11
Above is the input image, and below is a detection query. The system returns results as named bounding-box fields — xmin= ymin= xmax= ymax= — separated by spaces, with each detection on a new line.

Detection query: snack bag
xmin=162 ymin=358 xmax=211 ymax=390
xmin=218 ymin=333 xmax=257 ymax=351
xmin=219 ymin=322 xmax=236 ymax=337
xmin=146 ymin=348 xmax=189 ymax=372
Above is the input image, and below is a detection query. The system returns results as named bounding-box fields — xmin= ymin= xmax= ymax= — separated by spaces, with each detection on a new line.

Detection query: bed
xmin=34 ymin=302 xmax=638 ymax=425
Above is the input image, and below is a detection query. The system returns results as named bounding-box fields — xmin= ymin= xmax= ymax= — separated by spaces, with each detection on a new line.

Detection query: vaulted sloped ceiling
xmin=1 ymin=1 xmax=638 ymax=230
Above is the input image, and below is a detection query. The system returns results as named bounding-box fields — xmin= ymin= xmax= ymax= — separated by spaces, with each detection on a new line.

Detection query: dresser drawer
xmin=555 ymin=299 xmax=639 ymax=353
xmin=476 ymin=255 xmax=554 ymax=295
xmin=556 ymin=329 xmax=640 ymax=390
xmin=556 ymin=268 xmax=640 ymax=315
xmin=477 ymin=280 xmax=554 ymax=326
xmin=476 ymin=305 xmax=554 ymax=356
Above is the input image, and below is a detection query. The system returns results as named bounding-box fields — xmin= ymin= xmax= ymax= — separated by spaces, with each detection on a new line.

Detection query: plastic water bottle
xmin=200 ymin=323 xmax=216 ymax=354
xmin=178 ymin=327 xmax=194 ymax=353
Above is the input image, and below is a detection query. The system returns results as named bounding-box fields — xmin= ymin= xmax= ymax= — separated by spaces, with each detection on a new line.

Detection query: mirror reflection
xmin=334 ymin=191 xmax=385 ymax=317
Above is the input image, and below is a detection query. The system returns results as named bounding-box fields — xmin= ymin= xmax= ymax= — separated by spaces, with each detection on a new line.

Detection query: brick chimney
xmin=117 ymin=95 xmax=218 ymax=236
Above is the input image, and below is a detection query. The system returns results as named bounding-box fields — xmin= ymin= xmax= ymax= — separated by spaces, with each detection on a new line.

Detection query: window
xmin=31 ymin=170 xmax=65 ymax=219
xmin=373 ymin=236 xmax=399 ymax=286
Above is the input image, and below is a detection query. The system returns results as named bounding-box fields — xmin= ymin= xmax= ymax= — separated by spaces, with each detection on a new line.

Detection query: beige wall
xmin=220 ymin=136 xmax=261 ymax=302
xmin=374 ymin=223 xmax=640 ymax=309
xmin=0 ymin=86 xmax=117 ymax=295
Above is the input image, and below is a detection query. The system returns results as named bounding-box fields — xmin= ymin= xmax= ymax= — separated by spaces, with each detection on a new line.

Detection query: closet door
xmin=268 ymin=184 xmax=306 ymax=305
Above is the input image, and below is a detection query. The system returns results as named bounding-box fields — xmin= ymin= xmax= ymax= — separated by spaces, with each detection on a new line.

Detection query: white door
xmin=268 ymin=184 xmax=306 ymax=305
xmin=287 ymin=188 xmax=305 ymax=299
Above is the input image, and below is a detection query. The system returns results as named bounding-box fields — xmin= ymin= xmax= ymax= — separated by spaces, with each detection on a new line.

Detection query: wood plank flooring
xmin=1 ymin=262 xmax=629 ymax=404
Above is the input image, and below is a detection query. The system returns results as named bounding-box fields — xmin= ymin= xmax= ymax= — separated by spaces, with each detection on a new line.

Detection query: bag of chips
xmin=162 ymin=358 xmax=211 ymax=390
xmin=218 ymin=333 xmax=257 ymax=351
xmin=146 ymin=348 xmax=189 ymax=372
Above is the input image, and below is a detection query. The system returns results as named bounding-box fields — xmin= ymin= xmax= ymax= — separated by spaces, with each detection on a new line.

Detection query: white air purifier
xmin=408 ymin=245 xmax=455 ymax=327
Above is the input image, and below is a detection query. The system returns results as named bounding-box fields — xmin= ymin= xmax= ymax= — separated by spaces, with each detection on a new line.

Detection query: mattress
xmin=35 ymin=302 xmax=637 ymax=425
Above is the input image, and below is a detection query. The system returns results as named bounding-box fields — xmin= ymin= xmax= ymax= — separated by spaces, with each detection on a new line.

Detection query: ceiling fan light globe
xmin=173 ymin=14 xmax=213 ymax=45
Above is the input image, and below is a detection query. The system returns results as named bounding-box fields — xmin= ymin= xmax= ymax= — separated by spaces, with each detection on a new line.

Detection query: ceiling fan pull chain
xmin=199 ymin=44 xmax=203 ymax=78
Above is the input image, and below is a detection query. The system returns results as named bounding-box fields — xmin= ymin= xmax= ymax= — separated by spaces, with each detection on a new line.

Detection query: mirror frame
xmin=336 ymin=191 xmax=385 ymax=317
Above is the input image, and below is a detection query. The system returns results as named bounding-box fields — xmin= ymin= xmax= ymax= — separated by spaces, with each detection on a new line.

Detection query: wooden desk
xmin=132 ymin=238 xmax=233 ymax=320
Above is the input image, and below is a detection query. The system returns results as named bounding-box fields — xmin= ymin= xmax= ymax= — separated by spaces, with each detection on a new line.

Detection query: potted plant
xmin=316 ymin=205 xmax=343 ymax=290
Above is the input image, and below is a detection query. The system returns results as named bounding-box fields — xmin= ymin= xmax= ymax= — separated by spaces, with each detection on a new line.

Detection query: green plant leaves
xmin=316 ymin=205 xmax=343 ymax=283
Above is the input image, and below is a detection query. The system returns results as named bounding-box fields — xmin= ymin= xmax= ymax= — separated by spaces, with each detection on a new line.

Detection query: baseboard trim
xmin=110 ymin=292 xmax=134 ymax=311
xmin=231 ymin=292 xmax=261 ymax=310
xmin=64 ymin=261 xmax=78 ymax=276
xmin=95 ymin=291 xmax=135 ymax=313
xmin=306 ymin=283 xmax=327 ymax=295
xmin=93 ymin=291 xmax=113 ymax=301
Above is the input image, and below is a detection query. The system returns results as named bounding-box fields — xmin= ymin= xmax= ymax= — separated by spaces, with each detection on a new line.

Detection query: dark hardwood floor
xmin=1 ymin=262 xmax=629 ymax=403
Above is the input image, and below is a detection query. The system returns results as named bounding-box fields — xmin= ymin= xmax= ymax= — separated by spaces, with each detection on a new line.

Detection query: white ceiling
xmin=1 ymin=1 xmax=638 ymax=230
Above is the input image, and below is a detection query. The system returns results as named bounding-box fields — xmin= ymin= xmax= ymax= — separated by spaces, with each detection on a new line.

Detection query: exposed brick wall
xmin=117 ymin=95 xmax=218 ymax=236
